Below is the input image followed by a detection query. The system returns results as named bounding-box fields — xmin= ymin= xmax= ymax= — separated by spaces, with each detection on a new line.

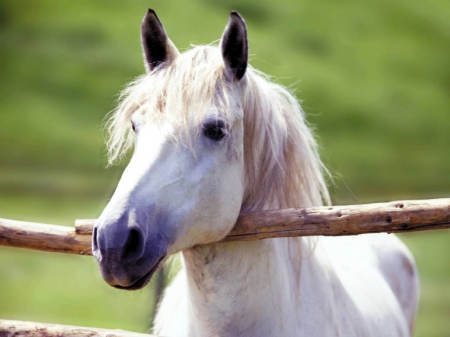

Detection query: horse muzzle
xmin=92 ymin=216 xmax=167 ymax=291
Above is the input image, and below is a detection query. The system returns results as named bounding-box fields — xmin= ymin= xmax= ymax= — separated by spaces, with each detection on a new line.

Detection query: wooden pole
xmin=0 ymin=218 xmax=92 ymax=255
xmin=0 ymin=319 xmax=155 ymax=337
xmin=1 ymin=198 xmax=449 ymax=255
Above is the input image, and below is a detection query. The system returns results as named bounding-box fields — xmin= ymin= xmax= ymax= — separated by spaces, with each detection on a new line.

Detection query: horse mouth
xmin=113 ymin=255 xmax=165 ymax=291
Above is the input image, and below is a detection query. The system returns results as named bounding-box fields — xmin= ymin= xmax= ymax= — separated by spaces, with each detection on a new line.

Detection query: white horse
xmin=93 ymin=10 xmax=419 ymax=337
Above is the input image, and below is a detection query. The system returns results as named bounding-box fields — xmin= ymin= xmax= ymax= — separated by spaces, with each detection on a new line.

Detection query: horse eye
xmin=202 ymin=121 xmax=227 ymax=142
xmin=131 ymin=122 xmax=136 ymax=132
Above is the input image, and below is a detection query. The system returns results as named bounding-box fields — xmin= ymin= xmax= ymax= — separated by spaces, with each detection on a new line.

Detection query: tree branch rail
xmin=0 ymin=319 xmax=155 ymax=337
xmin=1 ymin=198 xmax=449 ymax=255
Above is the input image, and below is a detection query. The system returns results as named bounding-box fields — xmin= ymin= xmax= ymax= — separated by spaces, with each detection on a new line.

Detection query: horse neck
xmin=182 ymin=168 xmax=324 ymax=336
xmin=182 ymin=236 xmax=306 ymax=336
xmin=182 ymin=194 xmax=312 ymax=335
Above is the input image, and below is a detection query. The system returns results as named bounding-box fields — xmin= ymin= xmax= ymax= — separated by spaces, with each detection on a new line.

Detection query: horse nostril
xmin=123 ymin=228 xmax=145 ymax=263
xmin=125 ymin=229 xmax=140 ymax=254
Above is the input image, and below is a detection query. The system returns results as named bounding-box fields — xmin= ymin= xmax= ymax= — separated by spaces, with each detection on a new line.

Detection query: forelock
xmin=105 ymin=45 xmax=242 ymax=164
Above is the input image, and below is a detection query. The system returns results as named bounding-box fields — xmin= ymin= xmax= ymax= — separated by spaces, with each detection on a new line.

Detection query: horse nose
xmin=122 ymin=227 xmax=146 ymax=263
xmin=92 ymin=223 xmax=146 ymax=265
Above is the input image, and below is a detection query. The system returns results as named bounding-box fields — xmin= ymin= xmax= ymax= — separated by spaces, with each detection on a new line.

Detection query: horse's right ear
xmin=141 ymin=9 xmax=179 ymax=72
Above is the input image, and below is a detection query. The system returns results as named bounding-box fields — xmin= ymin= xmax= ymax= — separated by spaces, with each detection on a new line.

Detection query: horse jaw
xmin=93 ymin=114 xmax=245 ymax=289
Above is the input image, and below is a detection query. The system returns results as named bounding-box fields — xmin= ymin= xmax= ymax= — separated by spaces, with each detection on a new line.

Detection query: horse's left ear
xmin=141 ymin=9 xmax=179 ymax=72
xmin=220 ymin=11 xmax=248 ymax=81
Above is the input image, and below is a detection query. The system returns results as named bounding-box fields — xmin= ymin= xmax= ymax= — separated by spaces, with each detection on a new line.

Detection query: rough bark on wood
xmin=222 ymin=198 xmax=450 ymax=241
xmin=76 ymin=198 xmax=450 ymax=241
xmin=0 ymin=218 xmax=92 ymax=255
xmin=1 ymin=198 xmax=449 ymax=256
xmin=0 ymin=319 xmax=155 ymax=337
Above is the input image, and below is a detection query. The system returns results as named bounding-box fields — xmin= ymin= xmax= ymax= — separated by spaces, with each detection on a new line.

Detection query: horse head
xmin=92 ymin=10 xmax=249 ymax=290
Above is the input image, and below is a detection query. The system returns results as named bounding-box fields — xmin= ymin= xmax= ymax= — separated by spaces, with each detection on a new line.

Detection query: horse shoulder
xmin=317 ymin=234 xmax=418 ymax=336
xmin=369 ymin=234 xmax=419 ymax=334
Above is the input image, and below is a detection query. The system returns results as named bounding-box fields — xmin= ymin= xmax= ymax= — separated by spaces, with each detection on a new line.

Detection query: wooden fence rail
xmin=1 ymin=198 xmax=449 ymax=255
xmin=0 ymin=319 xmax=155 ymax=337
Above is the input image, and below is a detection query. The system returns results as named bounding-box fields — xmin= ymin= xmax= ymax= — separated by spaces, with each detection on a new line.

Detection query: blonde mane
xmin=106 ymin=45 xmax=330 ymax=210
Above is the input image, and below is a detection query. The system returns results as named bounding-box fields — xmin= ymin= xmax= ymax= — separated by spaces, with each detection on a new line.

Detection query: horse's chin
xmin=112 ymin=255 xmax=166 ymax=291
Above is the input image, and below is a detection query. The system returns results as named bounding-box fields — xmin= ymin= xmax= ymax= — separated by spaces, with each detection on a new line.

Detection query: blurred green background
xmin=0 ymin=0 xmax=449 ymax=336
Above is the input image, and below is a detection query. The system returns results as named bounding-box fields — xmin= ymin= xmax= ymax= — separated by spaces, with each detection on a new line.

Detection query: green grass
xmin=0 ymin=0 xmax=449 ymax=335
xmin=0 ymin=246 xmax=154 ymax=331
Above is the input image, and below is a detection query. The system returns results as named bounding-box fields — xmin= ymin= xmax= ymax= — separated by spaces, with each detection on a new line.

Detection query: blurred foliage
xmin=0 ymin=0 xmax=449 ymax=336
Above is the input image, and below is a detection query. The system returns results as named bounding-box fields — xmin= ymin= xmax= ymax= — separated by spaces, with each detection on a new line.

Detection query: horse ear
xmin=220 ymin=11 xmax=248 ymax=81
xmin=141 ymin=9 xmax=179 ymax=72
